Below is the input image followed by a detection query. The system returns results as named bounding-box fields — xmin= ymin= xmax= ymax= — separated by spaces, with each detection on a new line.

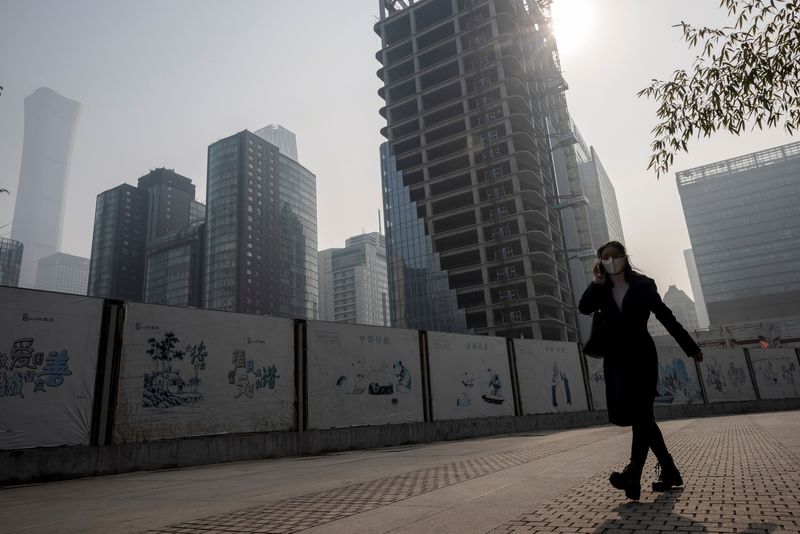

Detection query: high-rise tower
xmin=677 ymin=141 xmax=800 ymax=324
xmin=375 ymin=0 xmax=577 ymax=340
xmin=319 ymin=232 xmax=390 ymax=326
xmin=88 ymin=168 xmax=199 ymax=302
xmin=11 ymin=88 xmax=80 ymax=287
xmin=204 ymin=128 xmax=318 ymax=318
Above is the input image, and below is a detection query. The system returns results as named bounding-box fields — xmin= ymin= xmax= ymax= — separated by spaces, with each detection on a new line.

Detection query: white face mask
xmin=602 ymin=256 xmax=627 ymax=275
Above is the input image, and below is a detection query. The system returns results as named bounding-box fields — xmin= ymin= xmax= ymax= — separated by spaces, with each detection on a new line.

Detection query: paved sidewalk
xmin=1 ymin=411 xmax=798 ymax=533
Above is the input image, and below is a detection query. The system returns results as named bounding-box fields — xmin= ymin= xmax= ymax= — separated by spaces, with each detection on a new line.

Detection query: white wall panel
xmin=515 ymin=340 xmax=588 ymax=414
xmin=749 ymin=349 xmax=800 ymax=400
xmin=428 ymin=332 xmax=514 ymax=420
xmin=306 ymin=322 xmax=423 ymax=429
xmin=0 ymin=288 xmax=104 ymax=449
xmin=698 ymin=349 xmax=756 ymax=403
xmin=585 ymin=356 xmax=607 ymax=411
xmin=114 ymin=304 xmax=295 ymax=442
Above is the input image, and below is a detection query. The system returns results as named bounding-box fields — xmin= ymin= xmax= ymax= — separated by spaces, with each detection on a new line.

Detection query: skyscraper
xmin=319 ymin=232 xmax=390 ymax=326
xmin=677 ymin=141 xmax=800 ymax=324
xmin=11 ymin=88 xmax=80 ymax=287
xmin=0 ymin=237 xmax=24 ymax=287
xmin=35 ymin=252 xmax=89 ymax=295
xmin=204 ymin=128 xmax=318 ymax=318
xmin=144 ymin=220 xmax=206 ymax=307
xmin=88 ymin=184 xmax=148 ymax=301
xmin=137 ymin=168 xmax=197 ymax=242
xmin=88 ymin=168 xmax=199 ymax=302
xmin=579 ymin=147 xmax=625 ymax=249
xmin=381 ymin=142 xmax=467 ymax=332
xmin=647 ymin=285 xmax=700 ymax=337
xmin=253 ymin=124 xmax=299 ymax=161
xmin=684 ymin=249 xmax=710 ymax=329
xmin=553 ymin=117 xmax=624 ymax=341
xmin=375 ymin=0 xmax=577 ymax=340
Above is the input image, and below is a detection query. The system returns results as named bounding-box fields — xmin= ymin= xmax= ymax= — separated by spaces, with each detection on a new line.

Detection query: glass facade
xmin=205 ymin=130 xmax=318 ymax=319
xmin=277 ymin=156 xmax=319 ymax=319
xmin=35 ymin=252 xmax=89 ymax=295
xmin=205 ymin=136 xmax=241 ymax=311
xmin=677 ymin=141 xmax=800 ymax=324
xmin=0 ymin=237 xmax=24 ymax=287
xmin=144 ymin=221 xmax=205 ymax=307
xmin=88 ymin=184 xmax=148 ymax=300
xmin=381 ymin=143 xmax=467 ymax=332
xmin=89 ymin=170 xmax=199 ymax=302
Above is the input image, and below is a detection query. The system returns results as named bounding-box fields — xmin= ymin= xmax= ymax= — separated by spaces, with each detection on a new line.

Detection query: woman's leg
xmin=649 ymin=421 xmax=671 ymax=464
xmin=630 ymin=419 xmax=651 ymax=468
xmin=648 ymin=421 xmax=684 ymax=490
xmin=610 ymin=419 xmax=649 ymax=500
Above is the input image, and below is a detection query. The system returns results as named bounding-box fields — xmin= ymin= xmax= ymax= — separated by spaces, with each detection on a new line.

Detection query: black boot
xmin=609 ymin=462 xmax=642 ymax=500
xmin=652 ymin=455 xmax=683 ymax=491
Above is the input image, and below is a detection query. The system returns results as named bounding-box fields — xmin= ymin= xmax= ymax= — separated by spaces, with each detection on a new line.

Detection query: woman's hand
xmin=690 ymin=351 xmax=703 ymax=363
xmin=592 ymin=262 xmax=605 ymax=284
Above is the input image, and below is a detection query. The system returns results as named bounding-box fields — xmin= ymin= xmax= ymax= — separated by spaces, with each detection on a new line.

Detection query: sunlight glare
xmin=550 ymin=0 xmax=596 ymax=57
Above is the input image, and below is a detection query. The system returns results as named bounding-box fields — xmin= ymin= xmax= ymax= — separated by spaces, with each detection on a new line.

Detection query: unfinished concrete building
xmin=376 ymin=0 xmax=579 ymax=340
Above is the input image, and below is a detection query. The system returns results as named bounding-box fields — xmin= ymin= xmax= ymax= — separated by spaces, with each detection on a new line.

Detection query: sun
xmin=550 ymin=0 xmax=597 ymax=57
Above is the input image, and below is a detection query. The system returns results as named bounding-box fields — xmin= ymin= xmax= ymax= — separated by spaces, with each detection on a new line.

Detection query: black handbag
xmin=583 ymin=310 xmax=606 ymax=358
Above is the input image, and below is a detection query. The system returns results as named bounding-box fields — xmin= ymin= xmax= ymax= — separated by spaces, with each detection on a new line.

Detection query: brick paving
xmin=146 ymin=433 xmax=608 ymax=533
xmin=491 ymin=419 xmax=800 ymax=533
xmin=145 ymin=417 xmax=800 ymax=533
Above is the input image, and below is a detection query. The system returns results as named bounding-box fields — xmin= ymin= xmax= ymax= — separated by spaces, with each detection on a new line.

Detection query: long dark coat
xmin=579 ymin=274 xmax=700 ymax=427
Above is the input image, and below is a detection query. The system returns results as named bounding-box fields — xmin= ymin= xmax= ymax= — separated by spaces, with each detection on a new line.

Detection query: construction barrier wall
xmin=2 ymin=286 xmax=800 ymax=457
xmin=426 ymin=331 xmax=515 ymax=421
xmin=514 ymin=339 xmax=589 ymax=415
xmin=0 ymin=288 xmax=106 ymax=449
xmin=112 ymin=303 xmax=296 ymax=443
xmin=305 ymin=321 xmax=423 ymax=429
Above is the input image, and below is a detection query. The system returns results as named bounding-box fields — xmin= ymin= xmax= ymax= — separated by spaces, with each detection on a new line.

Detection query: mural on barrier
xmin=114 ymin=304 xmax=295 ymax=443
xmin=749 ymin=349 xmax=800 ymax=400
xmin=698 ymin=349 xmax=756 ymax=403
xmin=455 ymin=363 xmax=505 ymax=408
xmin=656 ymin=346 xmax=703 ymax=405
xmin=0 ymin=288 xmax=104 ymax=450
xmin=229 ymin=349 xmax=280 ymax=399
xmin=585 ymin=356 xmax=607 ymax=411
xmin=334 ymin=357 xmax=411 ymax=397
xmin=307 ymin=322 xmax=424 ymax=429
xmin=514 ymin=339 xmax=589 ymax=414
xmin=428 ymin=332 xmax=514 ymax=420
xmin=1 ymin=339 xmax=73 ymax=398
xmin=141 ymin=333 xmax=206 ymax=407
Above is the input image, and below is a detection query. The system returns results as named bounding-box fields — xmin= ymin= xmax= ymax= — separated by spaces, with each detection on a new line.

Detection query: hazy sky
xmin=0 ymin=0 xmax=795 ymax=299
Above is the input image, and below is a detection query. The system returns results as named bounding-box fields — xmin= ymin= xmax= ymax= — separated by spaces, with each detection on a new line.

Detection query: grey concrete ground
xmin=1 ymin=411 xmax=798 ymax=533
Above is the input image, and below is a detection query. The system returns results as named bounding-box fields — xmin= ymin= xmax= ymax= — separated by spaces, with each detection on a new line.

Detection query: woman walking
xmin=579 ymin=241 xmax=703 ymax=500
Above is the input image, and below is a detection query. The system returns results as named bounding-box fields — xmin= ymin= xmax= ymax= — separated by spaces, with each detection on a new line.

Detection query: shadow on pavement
xmin=593 ymin=489 xmax=709 ymax=533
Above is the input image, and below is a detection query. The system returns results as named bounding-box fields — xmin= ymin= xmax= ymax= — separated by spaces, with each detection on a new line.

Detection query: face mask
xmin=602 ymin=256 xmax=627 ymax=275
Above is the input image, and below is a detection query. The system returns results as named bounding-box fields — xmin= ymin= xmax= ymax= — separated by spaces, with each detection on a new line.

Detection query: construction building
xmin=375 ymin=0 xmax=581 ymax=340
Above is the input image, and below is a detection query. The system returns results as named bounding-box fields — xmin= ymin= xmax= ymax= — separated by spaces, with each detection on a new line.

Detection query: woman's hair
xmin=596 ymin=240 xmax=645 ymax=282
